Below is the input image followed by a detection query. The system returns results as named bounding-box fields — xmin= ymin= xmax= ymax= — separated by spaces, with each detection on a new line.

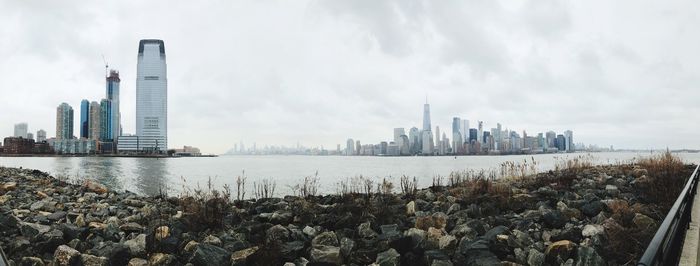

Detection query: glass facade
xmin=80 ymin=99 xmax=89 ymax=139
xmin=106 ymin=71 xmax=121 ymax=141
xmin=136 ymin=39 xmax=168 ymax=152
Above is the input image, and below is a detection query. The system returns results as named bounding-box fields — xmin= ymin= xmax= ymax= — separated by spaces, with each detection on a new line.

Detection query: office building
xmin=136 ymin=39 xmax=168 ymax=152
xmin=56 ymin=103 xmax=74 ymax=140
xmin=100 ymin=99 xmax=112 ymax=141
xmin=564 ymin=130 xmax=574 ymax=152
xmin=80 ymin=99 xmax=90 ymax=139
xmin=346 ymin=138 xmax=354 ymax=156
xmin=36 ymin=130 xmax=46 ymax=142
xmin=14 ymin=123 xmax=28 ymax=138
xmin=89 ymin=101 xmax=101 ymax=140
xmin=106 ymin=70 xmax=121 ymax=140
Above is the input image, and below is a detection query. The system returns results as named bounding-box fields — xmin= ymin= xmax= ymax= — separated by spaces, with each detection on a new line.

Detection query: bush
xmin=638 ymin=151 xmax=690 ymax=209
xmin=178 ymin=176 xmax=231 ymax=229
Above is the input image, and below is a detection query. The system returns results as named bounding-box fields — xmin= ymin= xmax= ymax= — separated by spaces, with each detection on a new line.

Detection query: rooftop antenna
xmin=101 ymin=54 xmax=108 ymax=78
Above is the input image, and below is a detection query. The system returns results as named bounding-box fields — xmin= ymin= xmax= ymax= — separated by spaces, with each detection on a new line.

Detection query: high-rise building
xmin=393 ymin=128 xmax=405 ymax=144
xmin=100 ymin=99 xmax=112 ymax=141
xmin=422 ymin=130 xmax=433 ymax=155
xmin=556 ymin=134 xmax=566 ymax=151
xmin=26 ymin=133 xmax=34 ymax=140
xmin=462 ymin=119 xmax=469 ymax=143
xmin=89 ymin=101 xmax=102 ymax=140
xmin=136 ymin=39 xmax=168 ymax=152
xmin=346 ymin=138 xmax=354 ymax=156
xmin=355 ymin=140 xmax=361 ymax=156
xmin=546 ymin=131 xmax=556 ymax=149
xmin=422 ymin=100 xmax=431 ymax=131
xmin=80 ymin=99 xmax=90 ymax=139
xmin=13 ymin=123 xmax=28 ymax=138
xmin=56 ymin=103 xmax=74 ymax=140
xmin=408 ymin=127 xmax=420 ymax=154
xmin=36 ymin=130 xmax=46 ymax=142
xmin=477 ymin=121 xmax=484 ymax=145
xmin=469 ymin=128 xmax=478 ymax=142
xmin=564 ymin=130 xmax=574 ymax=152
xmin=106 ymin=70 xmax=121 ymax=140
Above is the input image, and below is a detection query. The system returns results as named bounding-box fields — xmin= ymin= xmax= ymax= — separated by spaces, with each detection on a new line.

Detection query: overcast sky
xmin=1 ymin=0 xmax=698 ymax=153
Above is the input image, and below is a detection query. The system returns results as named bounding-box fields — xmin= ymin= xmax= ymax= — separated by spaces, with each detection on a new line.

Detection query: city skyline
xmin=1 ymin=1 xmax=699 ymax=153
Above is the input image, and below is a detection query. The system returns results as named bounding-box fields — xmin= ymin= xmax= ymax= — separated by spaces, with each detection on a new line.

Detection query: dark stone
xmin=482 ymin=226 xmax=508 ymax=242
xmin=0 ymin=212 xmax=22 ymax=231
xmin=280 ymin=241 xmax=306 ymax=260
xmin=189 ymin=243 xmax=231 ymax=266
xmin=59 ymin=224 xmax=87 ymax=241
xmin=581 ymin=201 xmax=607 ymax=217
xmin=542 ymin=210 xmax=567 ymax=229
xmin=46 ymin=211 xmax=67 ymax=221
xmin=36 ymin=229 xmax=64 ymax=253
xmin=89 ymin=242 xmax=130 ymax=266
xmin=551 ymin=227 xmax=582 ymax=243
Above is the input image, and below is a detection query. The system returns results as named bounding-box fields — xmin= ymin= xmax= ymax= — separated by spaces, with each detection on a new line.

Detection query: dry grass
xmin=254 ymin=178 xmax=276 ymax=199
xmin=178 ymin=176 xmax=231 ymax=229
xmin=291 ymin=172 xmax=320 ymax=198
xmin=637 ymin=150 xmax=689 ymax=209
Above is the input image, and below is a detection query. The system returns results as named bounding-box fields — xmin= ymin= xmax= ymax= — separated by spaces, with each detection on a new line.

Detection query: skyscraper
xmin=106 ymin=70 xmax=121 ymax=140
xmin=422 ymin=100 xmax=431 ymax=132
xmin=56 ymin=103 xmax=74 ymax=140
xmin=462 ymin=119 xmax=469 ymax=143
xmin=100 ymin=99 xmax=112 ymax=141
xmin=136 ymin=39 xmax=168 ymax=152
xmin=346 ymin=138 xmax=354 ymax=156
xmin=80 ymin=99 xmax=90 ymax=139
xmin=564 ymin=130 xmax=574 ymax=152
xmin=14 ymin=123 xmax=28 ymax=138
xmin=89 ymin=101 xmax=101 ymax=140
xmin=477 ymin=121 xmax=484 ymax=145
xmin=393 ymin=128 xmax=405 ymax=144
xmin=36 ymin=130 xmax=46 ymax=142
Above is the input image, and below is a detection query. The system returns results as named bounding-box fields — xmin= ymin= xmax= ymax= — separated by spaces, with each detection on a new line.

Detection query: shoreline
xmin=0 ymin=161 xmax=688 ymax=265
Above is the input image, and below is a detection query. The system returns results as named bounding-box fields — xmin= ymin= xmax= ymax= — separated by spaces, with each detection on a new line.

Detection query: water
xmin=1 ymin=152 xmax=698 ymax=196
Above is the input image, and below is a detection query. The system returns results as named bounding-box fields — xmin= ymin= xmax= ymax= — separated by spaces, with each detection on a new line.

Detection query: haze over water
xmin=0 ymin=152 xmax=697 ymax=197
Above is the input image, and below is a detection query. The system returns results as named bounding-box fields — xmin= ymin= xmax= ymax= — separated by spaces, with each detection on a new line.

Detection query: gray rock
xmin=124 ymin=234 xmax=147 ymax=256
xmin=312 ymin=231 xmax=339 ymax=247
xmin=189 ymin=244 xmax=230 ymax=266
xmin=581 ymin=201 xmax=606 ymax=217
xmin=230 ymin=246 xmax=259 ymax=266
xmin=20 ymin=257 xmax=45 ymax=266
xmin=582 ymin=224 xmax=605 ymax=237
xmin=514 ymin=248 xmax=527 ymax=264
xmin=280 ymin=241 xmax=305 ymax=260
xmin=576 ymin=246 xmax=605 ymax=266
xmin=265 ymin=224 xmax=290 ymax=245
xmin=633 ymin=213 xmax=656 ymax=229
xmin=405 ymin=228 xmax=427 ymax=249
xmin=527 ymin=248 xmax=545 ymax=266
xmin=407 ymin=201 xmax=416 ymax=216
xmin=509 ymin=229 xmax=534 ymax=248
xmin=20 ymin=222 xmax=51 ymax=239
xmin=53 ymin=245 xmax=80 ymax=266
xmin=310 ymin=245 xmax=342 ymax=265
xmin=605 ymin=185 xmax=619 ymax=196
xmin=358 ymin=222 xmax=378 ymax=239
xmin=543 ymin=210 xmax=567 ymax=229
xmin=439 ymin=235 xmax=457 ymax=250
xmin=80 ymin=254 xmax=109 ymax=266
xmin=0 ymin=211 xmax=21 ymax=230
xmin=447 ymin=203 xmax=460 ymax=215
xmin=203 ymin=235 xmax=222 ymax=246
xmin=340 ymin=237 xmax=355 ymax=257
xmin=375 ymin=248 xmax=400 ymax=266
xmin=302 ymin=226 xmax=317 ymax=238
xmin=450 ymin=224 xmax=478 ymax=241
xmin=128 ymin=258 xmax=149 ymax=266
xmin=431 ymin=260 xmax=454 ymax=266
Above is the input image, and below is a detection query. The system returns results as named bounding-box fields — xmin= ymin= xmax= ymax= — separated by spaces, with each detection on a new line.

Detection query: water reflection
xmin=134 ymin=158 xmax=169 ymax=196
xmin=81 ymin=157 xmax=123 ymax=190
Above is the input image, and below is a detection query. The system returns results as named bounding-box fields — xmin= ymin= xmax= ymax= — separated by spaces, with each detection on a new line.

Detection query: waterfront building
xmin=80 ymin=99 xmax=90 ymax=139
xmin=393 ymin=128 xmax=405 ymax=144
xmin=380 ymin=141 xmax=388 ymax=155
xmin=408 ymin=127 xmax=420 ymax=154
xmin=556 ymin=134 xmax=566 ymax=151
xmin=346 ymin=139 xmax=354 ymax=155
xmin=422 ymin=101 xmax=431 ymax=132
xmin=564 ymin=130 xmax=574 ymax=152
xmin=477 ymin=121 xmax=484 ymax=145
xmin=106 ymin=70 xmax=121 ymax=140
xmin=421 ymin=130 xmax=433 ymax=155
xmin=116 ymin=135 xmax=140 ymax=153
xmin=53 ymin=139 xmax=97 ymax=155
xmin=469 ymin=128 xmax=477 ymax=142
xmin=399 ymin=135 xmax=410 ymax=155
xmin=2 ymin=137 xmax=34 ymax=154
xmin=546 ymin=131 xmax=556 ymax=149
xmin=355 ymin=140 xmax=361 ymax=155
xmin=462 ymin=119 xmax=469 ymax=144
xmin=136 ymin=39 xmax=168 ymax=152
xmin=14 ymin=123 xmax=28 ymax=138
xmin=89 ymin=101 xmax=101 ymax=140
xmin=56 ymin=103 xmax=74 ymax=140
xmin=100 ymin=99 xmax=112 ymax=141
xmin=36 ymin=130 xmax=46 ymax=142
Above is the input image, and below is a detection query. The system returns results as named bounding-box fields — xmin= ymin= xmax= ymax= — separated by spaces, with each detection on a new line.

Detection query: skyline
xmin=1 ymin=1 xmax=699 ymax=153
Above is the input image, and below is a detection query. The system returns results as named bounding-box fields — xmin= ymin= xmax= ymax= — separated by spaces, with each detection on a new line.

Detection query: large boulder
xmin=124 ymin=234 xmax=147 ymax=257
xmin=53 ymin=245 xmax=80 ymax=266
xmin=310 ymin=245 xmax=342 ymax=265
xmin=189 ymin=243 xmax=231 ymax=266
xmin=375 ymin=248 xmax=400 ymax=266
xmin=312 ymin=231 xmax=339 ymax=247
xmin=230 ymin=246 xmax=259 ymax=266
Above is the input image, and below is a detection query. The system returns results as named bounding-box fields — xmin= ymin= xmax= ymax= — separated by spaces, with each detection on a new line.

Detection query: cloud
xmin=1 ymin=0 xmax=699 ymax=153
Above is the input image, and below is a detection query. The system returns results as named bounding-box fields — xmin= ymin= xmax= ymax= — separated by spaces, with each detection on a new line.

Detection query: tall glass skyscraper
xmin=136 ymin=39 xmax=168 ymax=152
xmin=56 ymin=103 xmax=74 ymax=140
xmin=106 ymin=70 xmax=121 ymax=141
xmin=80 ymin=99 xmax=90 ymax=139
xmin=100 ymin=99 xmax=112 ymax=141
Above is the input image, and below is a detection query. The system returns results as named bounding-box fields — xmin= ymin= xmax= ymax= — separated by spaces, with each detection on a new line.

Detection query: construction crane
xmin=101 ymin=54 xmax=108 ymax=78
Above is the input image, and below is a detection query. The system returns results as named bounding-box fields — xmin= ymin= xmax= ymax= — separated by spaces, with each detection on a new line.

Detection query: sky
xmin=0 ymin=0 xmax=699 ymax=154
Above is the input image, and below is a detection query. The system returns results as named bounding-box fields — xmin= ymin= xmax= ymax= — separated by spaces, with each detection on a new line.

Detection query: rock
xmin=127 ymin=258 xmax=149 ymax=266
xmin=407 ymin=201 xmax=416 ymax=216
xmin=416 ymin=215 xmax=434 ymax=230
xmin=432 ymin=260 xmax=454 ymax=266
xmin=303 ymin=226 xmax=317 ymax=238
xmin=149 ymin=253 xmax=178 ymax=266
xmin=312 ymin=231 xmax=339 ymax=247
xmin=183 ymin=240 xmax=199 ymax=253
xmin=576 ymin=246 xmax=605 ymax=266
xmin=189 ymin=244 xmax=230 ymax=266
xmin=508 ymin=229 xmax=533 ymax=249
xmin=20 ymin=257 xmax=45 ymax=266
xmin=2 ymin=181 xmax=17 ymax=191
xmin=439 ymin=235 xmax=457 ymax=250
xmin=527 ymin=248 xmax=545 ymax=266
xmin=310 ymin=245 xmax=342 ymax=265
xmin=155 ymin=225 xmax=170 ymax=241
xmin=20 ymin=222 xmax=51 ymax=239
xmin=358 ymin=222 xmax=378 ymax=239
xmin=280 ymin=241 xmax=305 ymax=260
xmin=375 ymin=248 xmax=400 ymax=266
xmin=605 ymin=185 xmax=619 ymax=196
xmin=405 ymin=228 xmax=427 ymax=249
xmin=451 ymin=224 xmax=478 ymax=240
xmin=80 ymin=254 xmax=109 ymax=266
xmin=270 ymin=211 xmax=294 ymax=224
xmin=543 ymin=210 xmax=567 ymax=229
xmin=74 ymin=214 xmax=86 ymax=227
xmin=0 ymin=194 xmax=10 ymax=204
xmin=340 ymin=237 xmax=355 ymax=257
xmin=46 ymin=211 xmax=67 ymax=221
xmin=124 ymin=234 xmax=147 ymax=256
xmin=632 ymin=168 xmax=648 ymax=178
xmin=581 ymin=201 xmax=606 ymax=217
xmin=545 ymin=240 xmax=576 ymax=262
xmin=432 ymin=212 xmax=448 ymax=229
xmin=37 ymin=229 xmax=65 ymax=253
xmin=266 ymin=224 xmax=290 ymax=245
xmin=53 ymin=245 xmax=80 ymax=266
xmin=633 ymin=213 xmax=656 ymax=229
xmin=0 ymin=211 xmax=21 ymax=231
xmin=84 ymin=180 xmax=108 ymax=194
xmin=231 ymin=246 xmax=259 ymax=266
xmin=582 ymin=224 xmax=605 ymax=237
xmin=447 ymin=203 xmax=460 ymax=215
xmin=203 ymin=235 xmax=223 ymax=246
xmin=514 ymin=248 xmax=528 ymax=264
xmin=119 ymin=222 xmax=144 ymax=232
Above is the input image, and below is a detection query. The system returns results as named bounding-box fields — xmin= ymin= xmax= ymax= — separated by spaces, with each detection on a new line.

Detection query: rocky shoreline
xmin=0 ymin=163 xmax=687 ymax=266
